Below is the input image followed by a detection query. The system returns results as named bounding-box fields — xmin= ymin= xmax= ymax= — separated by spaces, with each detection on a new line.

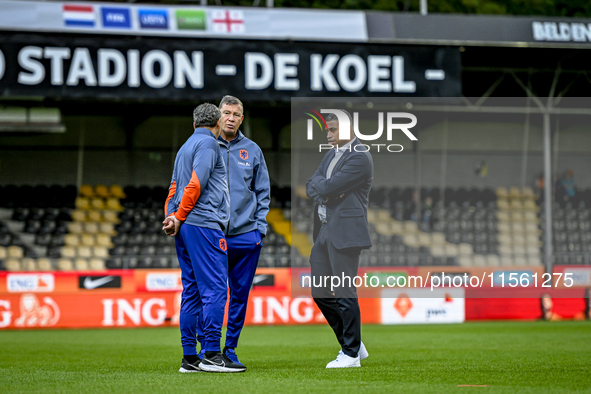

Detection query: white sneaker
xmin=335 ymin=342 xmax=369 ymax=361
xmin=359 ymin=341 xmax=369 ymax=361
xmin=326 ymin=352 xmax=360 ymax=368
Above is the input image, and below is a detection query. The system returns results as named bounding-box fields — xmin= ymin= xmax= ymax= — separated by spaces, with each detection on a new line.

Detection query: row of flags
xmin=63 ymin=4 xmax=245 ymax=33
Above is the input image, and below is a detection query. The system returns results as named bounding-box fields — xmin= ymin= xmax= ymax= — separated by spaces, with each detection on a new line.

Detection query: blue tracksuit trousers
xmin=176 ymin=224 xmax=228 ymax=355
xmin=197 ymin=229 xmax=262 ymax=349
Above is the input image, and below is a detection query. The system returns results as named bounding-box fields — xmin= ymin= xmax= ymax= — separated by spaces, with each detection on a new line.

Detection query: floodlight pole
xmin=420 ymin=0 xmax=428 ymax=15
xmin=543 ymin=111 xmax=553 ymax=275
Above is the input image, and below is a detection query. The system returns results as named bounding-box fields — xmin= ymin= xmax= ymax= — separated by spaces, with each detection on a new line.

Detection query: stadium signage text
xmin=101 ymin=298 xmax=168 ymax=326
xmin=7 ymin=274 xmax=55 ymax=293
xmin=251 ymin=296 xmax=324 ymax=324
xmin=532 ymin=21 xmax=591 ymax=42
xmin=13 ymin=47 xmax=419 ymax=93
xmin=0 ymin=34 xmax=461 ymax=100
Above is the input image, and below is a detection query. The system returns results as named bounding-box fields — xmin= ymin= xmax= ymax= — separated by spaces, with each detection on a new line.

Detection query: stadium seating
xmin=2 ymin=183 xmax=589 ymax=271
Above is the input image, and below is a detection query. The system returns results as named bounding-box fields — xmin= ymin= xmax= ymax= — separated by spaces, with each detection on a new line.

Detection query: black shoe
xmin=199 ymin=352 xmax=247 ymax=373
xmin=179 ymin=357 xmax=202 ymax=373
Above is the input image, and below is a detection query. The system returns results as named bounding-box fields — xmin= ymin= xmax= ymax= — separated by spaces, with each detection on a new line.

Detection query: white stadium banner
xmin=0 ymin=0 xmax=367 ymax=42
xmin=380 ymin=288 xmax=465 ymax=325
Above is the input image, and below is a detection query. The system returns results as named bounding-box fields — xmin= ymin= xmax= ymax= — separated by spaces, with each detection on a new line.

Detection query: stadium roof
xmin=1 ymin=0 xmax=591 ymax=49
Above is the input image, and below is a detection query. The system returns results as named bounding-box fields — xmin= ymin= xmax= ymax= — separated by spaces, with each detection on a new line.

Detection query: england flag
xmin=212 ymin=10 xmax=245 ymax=34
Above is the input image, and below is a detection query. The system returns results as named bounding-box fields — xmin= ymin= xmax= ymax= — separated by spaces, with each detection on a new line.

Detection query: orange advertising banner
xmin=0 ymin=268 xmax=381 ymax=329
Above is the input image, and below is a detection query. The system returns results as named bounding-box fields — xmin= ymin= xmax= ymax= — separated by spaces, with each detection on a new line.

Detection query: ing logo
xmin=239 ymin=149 xmax=249 ymax=160
xmin=219 ymin=238 xmax=228 ymax=252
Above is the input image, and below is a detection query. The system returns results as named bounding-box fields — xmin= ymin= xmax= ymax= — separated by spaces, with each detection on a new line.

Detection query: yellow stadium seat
xmin=109 ymin=185 xmax=126 ymax=199
xmin=510 ymin=199 xmax=524 ymax=210
xmin=403 ymin=221 xmax=418 ymax=233
xmin=458 ymin=256 xmax=472 ymax=267
xmin=417 ymin=233 xmax=431 ymax=246
xmin=522 ymin=187 xmax=535 ymax=198
xmin=84 ymin=222 xmax=99 ymax=234
xmin=102 ymin=211 xmax=120 ymax=224
xmin=496 ymin=187 xmax=508 ymax=198
xmin=37 ymin=258 xmax=52 ymax=271
xmin=95 ymin=185 xmax=109 ymax=198
xmin=99 ymin=222 xmax=116 ymax=235
xmin=430 ymin=245 xmax=445 ymax=257
xmin=88 ymin=210 xmax=102 ymax=222
xmin=71 ymin=210 xmax=87 ymax=222
xmin=75 ymin=258 xmax=89 ymax=271
xmin=106 ymin=198 xmax=123 ymax=211
xmin=57 ymin=258 xmax=74 ymax=271
xmin=486 ymin=255 xmax=500 ymax=267
xmin=60 ymin=246 xmax=77 ymax=259
xmin=389 ymin=221 xmax=403 ymax=234
xmin=22 ymin=258 xmax=37 ymax=271
xmin=5 ymin=259 xmax=22 ymax=271
xmin=64 ymin=234 xmax=80 ymax=247
xmin=473 ymin=255 xmax=486 ymax=267
xmin=79 ymin=184 xmax=94 ymax=197
xmin=96 ymin=234 xmax=113 ymax=248
xmin=523 ymin=199 xmax=539 ymax=211
xmin=497 ymin=199 xmax=509 ymax=210
xmin=509 ymin=187 xmax=522 ymax=198
xmin=527 ymin=256 xmax=542 ymax=266
xmin=81 ymin=234 xmax=96 ymax=247
xmin=445 ymin=244 xmax=459 ymax=257
xmin=403 ymin=234 xmax=419 ymax=248
xmin=89 ymin=258 xmax=106 ymax=271
xmin=93 ymin=247 xmax=109 ymax=259
xmin=0 ymin=246 xmax=6 ymax=260
xmin=77 ymin=247 xmax=92 ymax=259
xmin=431 ymin=233 xmax=446 ymax=246
xmin=7 ymin=246 xmax=24 ymax=259
xmin=90 ymin=198 xmax=105 ymax=210
xmin=75 ymin=197 xmax=90 ymax=210
xmin=68 ymin=221 xmax=84 ymax=234
xmin=457 ymin=243 xmax=473 ymax=256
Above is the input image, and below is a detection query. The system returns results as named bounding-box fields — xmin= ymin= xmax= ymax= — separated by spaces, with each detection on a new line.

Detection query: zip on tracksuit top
xmin=165 ymin=128 xmax=230 ymax=231
xmin=217 ymin=130 xmax=270 ymax=236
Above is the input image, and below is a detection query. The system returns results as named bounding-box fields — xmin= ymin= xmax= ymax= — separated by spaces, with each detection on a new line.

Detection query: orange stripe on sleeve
xmin=174 ymin=170 xmax=201 ymax=221
xmin=164 ymin=180 xmax=177 ymax=217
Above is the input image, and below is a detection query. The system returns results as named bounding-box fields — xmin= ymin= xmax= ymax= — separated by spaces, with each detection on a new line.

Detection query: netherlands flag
xmin=63 ymin=4 xmax=95 ymax=27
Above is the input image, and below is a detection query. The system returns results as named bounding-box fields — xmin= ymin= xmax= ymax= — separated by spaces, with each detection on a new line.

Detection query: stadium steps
xmin=266 ymin=208 xmax=312 ymax=259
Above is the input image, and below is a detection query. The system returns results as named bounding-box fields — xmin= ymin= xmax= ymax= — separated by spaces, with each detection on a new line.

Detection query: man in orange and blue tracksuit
xmin=163 ymin=103 xmax=244 ymax=373
xmin=196 ymin=95 xmax=270 ymax=369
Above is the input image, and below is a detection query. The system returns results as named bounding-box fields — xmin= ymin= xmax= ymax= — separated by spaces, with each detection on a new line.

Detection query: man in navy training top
xmin=196 ymin=95 xmax=270 ymax=369
xmin=162 ymin=103 xmax=244 ymax=373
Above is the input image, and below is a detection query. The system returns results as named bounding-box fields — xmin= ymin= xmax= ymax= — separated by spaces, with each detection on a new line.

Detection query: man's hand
xmin=162 ymin=215 xmax=182 ymax=237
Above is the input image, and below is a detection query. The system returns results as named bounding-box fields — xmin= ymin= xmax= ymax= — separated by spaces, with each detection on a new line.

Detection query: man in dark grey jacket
xmin=306 ymin=110 xmax=373 ymax=368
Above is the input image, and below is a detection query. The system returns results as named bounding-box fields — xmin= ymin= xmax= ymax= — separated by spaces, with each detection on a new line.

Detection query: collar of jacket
xmin=217 ymin=130 xmax=244 ymax=147
xmin=327 ymin=137 xmax=359 ymax=159
xmin=194 ymin=127 xmax=217 ymax=138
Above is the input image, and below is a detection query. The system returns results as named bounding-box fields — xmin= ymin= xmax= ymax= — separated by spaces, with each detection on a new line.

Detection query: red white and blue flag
xmin=63 ymin=4 xmax=95 ymax=27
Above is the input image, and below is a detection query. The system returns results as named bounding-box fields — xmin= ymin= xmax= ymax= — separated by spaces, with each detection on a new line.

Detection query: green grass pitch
xmin=1 ymin=321 xmax=590 ymax=393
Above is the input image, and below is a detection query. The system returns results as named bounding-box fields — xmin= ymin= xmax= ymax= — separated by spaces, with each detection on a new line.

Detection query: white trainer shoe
xmin=326 ymin=352 xmax=360 ymax=368
xmin=359 ymin=341 xmax=369 ymax=361
xmin=335 ymin=341 xmax=369 ymax=362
